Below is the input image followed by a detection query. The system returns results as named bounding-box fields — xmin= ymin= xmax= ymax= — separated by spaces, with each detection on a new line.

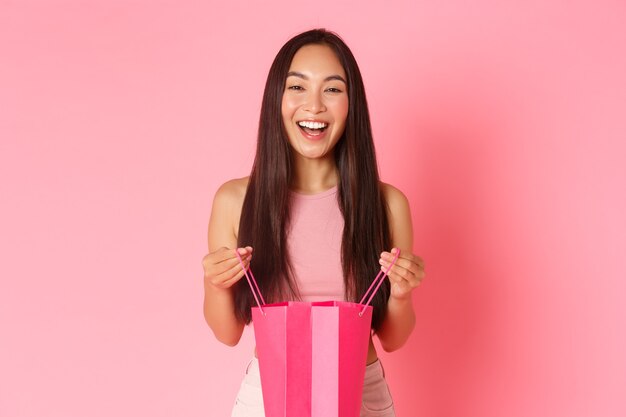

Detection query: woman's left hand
xmin=379 ymin=248 xmax=425 ymax=300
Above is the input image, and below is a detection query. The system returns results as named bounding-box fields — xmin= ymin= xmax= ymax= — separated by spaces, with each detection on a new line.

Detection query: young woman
xmin=202 ymin=29 xmax=425 ymax=417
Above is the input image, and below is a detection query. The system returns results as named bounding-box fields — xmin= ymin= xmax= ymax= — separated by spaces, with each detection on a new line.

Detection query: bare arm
xmin=202 ymin=179 xmax=250 ymax=346
xmin=376 ymin=184 xmax=425 ymax=352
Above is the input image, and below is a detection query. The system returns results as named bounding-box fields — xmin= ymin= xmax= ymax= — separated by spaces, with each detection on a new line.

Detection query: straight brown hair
xmin=235 ymin=29 xmax=391 ymax=331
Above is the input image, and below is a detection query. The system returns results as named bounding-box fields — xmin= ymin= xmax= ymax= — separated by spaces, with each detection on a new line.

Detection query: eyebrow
xmin=287 ymin=71 xmax=347 ymax=84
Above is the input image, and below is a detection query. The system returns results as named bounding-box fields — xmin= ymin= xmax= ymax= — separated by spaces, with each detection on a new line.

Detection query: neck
xmin=291 ymin=153 xmax=338 ymax=194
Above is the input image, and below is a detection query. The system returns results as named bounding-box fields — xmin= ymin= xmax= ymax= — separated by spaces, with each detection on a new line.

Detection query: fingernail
xmin=237 ymin=248 xmax=247 ymax=255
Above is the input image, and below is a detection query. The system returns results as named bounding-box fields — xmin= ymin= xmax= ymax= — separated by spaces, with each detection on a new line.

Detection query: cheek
xmin=336 ymin=98 xmax=349 ymax=127
xmin=281 ymin=98 xmax=299 ymax=125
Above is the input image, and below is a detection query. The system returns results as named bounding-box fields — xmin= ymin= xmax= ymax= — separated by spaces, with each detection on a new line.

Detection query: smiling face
xmin=281 ymin=44 xmax=349 ymax=162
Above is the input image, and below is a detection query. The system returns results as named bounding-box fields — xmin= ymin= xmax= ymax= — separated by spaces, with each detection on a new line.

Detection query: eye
xmin=287 ymin=85 xmax=304 ymax=91
xmin=325 ymin=87 xmax=343 ymax=93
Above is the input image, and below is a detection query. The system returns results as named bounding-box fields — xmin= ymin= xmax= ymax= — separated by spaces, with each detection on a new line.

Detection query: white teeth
xmin=298 ymin=121 xmax=328 ymax=129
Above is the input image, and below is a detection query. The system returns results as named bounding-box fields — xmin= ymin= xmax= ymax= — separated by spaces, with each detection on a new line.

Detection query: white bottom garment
xmin=231 ymin=357 xmax=396 ymax=417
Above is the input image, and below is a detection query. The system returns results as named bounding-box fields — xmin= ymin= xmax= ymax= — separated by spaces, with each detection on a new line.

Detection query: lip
xmin=297 ymin=118 xmax=329 ymax=124
xmin=297 ymin=122 xmax=328 ymax=141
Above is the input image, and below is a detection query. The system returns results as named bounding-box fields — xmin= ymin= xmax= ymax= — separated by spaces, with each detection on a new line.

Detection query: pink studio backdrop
xmin=1 ymin=1 xmax=625 ymax=416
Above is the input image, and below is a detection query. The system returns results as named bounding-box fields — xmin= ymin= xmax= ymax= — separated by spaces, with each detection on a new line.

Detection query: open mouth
xmin=297 ymin=120 xmax=328 ymax=137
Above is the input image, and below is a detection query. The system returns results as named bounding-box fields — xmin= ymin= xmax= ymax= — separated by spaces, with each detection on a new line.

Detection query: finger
xmin=210 ymin=246 xmax=253 ymax=264
xmin=382 ymin=262 xmax=411 ymax=281
xmin=380 ymin=251 xmax=425 ymax=275
xmin=206 ymin=253 xmax=252 ymax=279
xmin=380 ymin=249 xmax=414 ymax=265
xmin=211 ymin=255 xmax=251 ymax=287
xmin=381 ymin=249 xmax=423 ymax=265
xmin=386 ymin=269 xmax=404 ymax=286
xmin=221 ymin=265 xmax=249 ymax=288
xmin=203 ymin=247 xmax=234 ymax=266
xmin=234 ymin=246 xmax=254 ymax=257
xmin=216 ymin=250 xmax=253 ymax=271
xmin=382 ymin=262 xmax=423 ymax=288
xmin=379 ymin=257 xmax=413 ymax=279
xmin=415 ymin=268 xmax=426 ymax=282
xmin=388 ymin=256 xmax=416 ymax=274
xmin=222 ymin=254 xmax=255 ymax=287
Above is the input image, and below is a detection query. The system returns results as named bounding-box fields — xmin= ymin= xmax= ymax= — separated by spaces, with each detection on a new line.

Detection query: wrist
xmin=204 ymin=278 xmax=233 ymax=294
xmin=388 ymin=293 xmax=413 ymax=307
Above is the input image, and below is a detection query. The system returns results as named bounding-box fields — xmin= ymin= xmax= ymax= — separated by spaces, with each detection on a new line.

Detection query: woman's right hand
xmin=202 ymin=246 xmax=253 ymax=290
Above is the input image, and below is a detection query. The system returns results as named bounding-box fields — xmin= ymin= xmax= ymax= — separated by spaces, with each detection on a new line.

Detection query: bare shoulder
xmin=381 ymin=182 xmax=410 ymax=213
xmin=214 ymin=177 xmax=249 ymax=209
xmin=380 ymin=182 xmax=413 ymax=248
xmin=208 ymin=177 xmax=249 ymax=251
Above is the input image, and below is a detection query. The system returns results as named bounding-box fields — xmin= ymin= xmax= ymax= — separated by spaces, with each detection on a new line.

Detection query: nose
xmin=304 ymin=90 xmax=326 ymax=114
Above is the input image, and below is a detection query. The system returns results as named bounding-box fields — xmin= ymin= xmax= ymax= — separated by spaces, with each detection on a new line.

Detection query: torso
xmin=229 ymin=177 xmax=379 ymax=365
xmin=287 ymin=185 xmax=344 ymax=302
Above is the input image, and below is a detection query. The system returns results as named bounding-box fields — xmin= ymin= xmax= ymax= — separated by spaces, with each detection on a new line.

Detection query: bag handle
xmin=235 ymin=248 xmax=400 ymax=318
xmin=234 ymin=250 xmax=266 ymax=316
xmin=358 ymin=249 xmax=400 ymax=316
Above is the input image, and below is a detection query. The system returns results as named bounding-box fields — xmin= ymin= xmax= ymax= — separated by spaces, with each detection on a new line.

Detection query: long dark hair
xmin=235 ymin=29 xmax=391 ymax=331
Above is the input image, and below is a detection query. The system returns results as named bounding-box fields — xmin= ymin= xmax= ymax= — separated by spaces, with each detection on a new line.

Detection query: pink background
xmin=1 ymin=1 xmax=625 ymax=416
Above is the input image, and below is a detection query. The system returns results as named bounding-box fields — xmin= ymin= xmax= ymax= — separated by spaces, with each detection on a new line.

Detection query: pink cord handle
xmin=358 ymin=249 xmax=400 ymax=316
xmin=235 ymin=248 xmax=400 ymax=318
xmin=235 ymin=250 xmax=266 ymax=316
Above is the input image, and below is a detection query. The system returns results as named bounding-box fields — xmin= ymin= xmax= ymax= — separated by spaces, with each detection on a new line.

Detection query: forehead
xmin=288 ymin=44 xmax=346 ymax=79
